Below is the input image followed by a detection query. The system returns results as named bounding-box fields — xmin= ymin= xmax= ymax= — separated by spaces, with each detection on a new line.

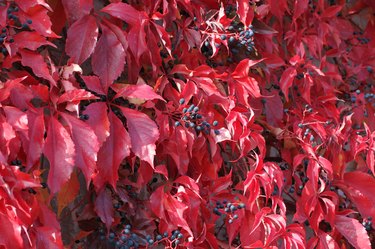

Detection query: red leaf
xmin=93 ymin=111 xmax=131 ymax=190
xmin=92 ymin=23 xmax=125 ymax=91
xmin=24 ymin=6 xmax=59 ymax=38
xmin=101 ymin=2 xmax=146 ymax=26
xmin=61 ymin=0 xmax=93 ymax=23
xmin=66 ymin=15 xmax=98 ymax=64
xmin=15 ymin=0 xmax=52 ymax=12
xmin=57 ymin=89 xmax=98 ymax=104
xmin=280 ymin=67 xmax=297 ymax=102
xmin=114 ymin=84 xmax=164 ymax=102
xmin=237 ymin=0 xmax=254 ymax=26
xmin=10 ymin=31 xmax=56 ymax=53
xmin=95 ymin=188 xmax=114 ymax=230
xmin=81 ymin=75 xmax=106 ymax=95
xmin=264 ymin=91 xmax=283 ymax=126
xmin=61 ymin=113 xmax=100 ymax=188
xmin=340 ymin=172 xmax=375 ymax=220
xmin=3 ymin=106 xmax=28 ymax=131
xmin=120 ymin=107 xmax=159 ymax=168
xmin=35 ymin=226 xmax=64 ymax=249
xmin=82 ymin=102 xmax=110 ymax=146
xmin=26 ymin=112 xmax=45 ymax=170
xmin=321 ymin=5 xmax=343 ymax=18
xmin=43 ymin=116 xmax=75 ymax=194
xmin=19 ymin=49 xmax=56 ymax=87
xmin=0 ymin=212 xmax=23 ymax=249
xmin=334 ymin=215 xmax=371 ymax=249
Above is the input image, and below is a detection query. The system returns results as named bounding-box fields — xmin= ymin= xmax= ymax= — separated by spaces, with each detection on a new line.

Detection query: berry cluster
xmin=227 ymin=25 xmax=255 ymax=55
xmin=0 ymin=4 xmax=33 ymax=56
xmin=99 ymin=225 xmax=141 ymax=249
xmin=213 ymin=200 xmax=245 ymax=223
xmin=174 ymin=98 xmax=220 ymax=135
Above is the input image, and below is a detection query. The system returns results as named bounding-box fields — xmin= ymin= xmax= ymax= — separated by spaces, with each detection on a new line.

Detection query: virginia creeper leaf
xmin=119 ymin=107 xmax=159 ymax=168
xmin=66 ymin=15 xmax=98 ymax=64
xmin=43 ymin=116 xmax=75 ymax=194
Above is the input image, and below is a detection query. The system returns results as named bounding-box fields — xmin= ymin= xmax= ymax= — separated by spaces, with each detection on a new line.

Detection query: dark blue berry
xmin=175 ymin=239 xmax=180 ymax=245
xmin=233 ymin=214 xmax=238 ymax=219
xmin=193 ymin=106 xmax=199 ymax=112
xmin=228 ymin=219 xmax=233 ymax=224
xmin=109 ymin=233 xmax=115 ymax=239
xmin=124 ymin=228 xmax=130 ymax=234
xmin=212 ymin=120 xmax=218 ymax=126
xmin=187 ymin=104 xmax=195 ymax=112
xmin=27 ymin=19 xmax=32 ymax=24
xmin=182 ymin=107 xmax=187 ymax=113
xmin=179 ymin=98 xmax=185 ymax=105
xmin=196 ymin=125 xmax=202 ymax=131
xmin=148 ymin=239 xmax=154 ymax=244
xmin=298 ymin=123 xmax=304 ymax=128
xmin=121 ymin=235 xmax=127 ymax=241
xmin=189 ymin=122 xmax=195 ymax=128
xmin=127 ymin=240 xmax=134 ymax=246
xmin=220 ymin=34 xmax=227 ymax=40
xmin=229 ymin=36 xmax=235 ymax=43
xmin=204 ymin=41 xmax=209 ymax=47
xmin=177 ymin=233 xmax=183 ymax=239
xmin=367 ymin=66 xmax=373 ymax=73
xmin=214 ymin=130 xmax=220 ymax=135
xmin=238 ymin=203 xmax=245 ymax=209
xmin=175 ymin=121 xmax=181 ymax=127
xmin=163 ymin=232 xmax=168 ymax=237
xmin=1 ymin=28 xmax=6 ymax=33
xmin=156 ymin=235 xmax=162 ymax=241
xmin=145 ymin=235 xmax=151 ymax=240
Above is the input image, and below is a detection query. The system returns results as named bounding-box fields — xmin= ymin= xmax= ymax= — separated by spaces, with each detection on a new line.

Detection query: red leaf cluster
xmin=0 ymin=0 xmax=374 ymax=248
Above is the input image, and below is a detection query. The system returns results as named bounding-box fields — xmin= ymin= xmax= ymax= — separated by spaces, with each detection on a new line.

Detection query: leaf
xmin=61 ymin=0 xmax=93 ymax=23
xmin=94 ymin=188 xmax=114 ymax=230
xmin=280 ymin=67 xmax=297 ymax=102
xmin=57 ymin=89 xmax=98 ymax=104
xmin=264 ymin=91 xmax=283 ymax=126
xmin=56 ymin=171 xmax=80 ymax=215
xmin=101 ymin=2 xmax=148 ymax=65
xmin=35 ymin=226 xmax=64 ymax=249
xmin=19 ymin=49 xmax=56 ymax=87
xmin=10 ymin=31 xmax=56 ymax=53
xmin=114 ymin=84 xmax=164 ymax=102
xmin=252 ymin=19 xmax=278 ymax=34
xmin=0 ymin=212 xmax=23 ymax=249
xmin=321 ymin=5 xmax=343 ymax=19
xmin=340 ymin=172 xmax=375 ymax=220
xmin=43 ymin=116 xmax=75 ymax=194
xmin=119 ymin=107 xmax=159 ymax=168
xmin=26 ymin=112 xmax=45 ymax=170
xmin=93 ymin=111 xmax=131 ymax=190
xmin=61 ymin=113 xmax=100 ymax=188
xmin=15 ymin=0 xmax=52 ymax=12
xmin=101 ymin=2 xmax=146 ymax=26
xmin=334 ymin=215 xmax=371 ymax=249
xmin=82 ymin=102 xmax=110 ymax=146
xmin=81 ymin=75 xmax=106 ymax=95
xmin=91 ymin=23 xmax=125 ymax=91
xmin=24 ymin=6 xmax=59 ymax=38
xmin=66 ymin=15 xmax=98 ymax=64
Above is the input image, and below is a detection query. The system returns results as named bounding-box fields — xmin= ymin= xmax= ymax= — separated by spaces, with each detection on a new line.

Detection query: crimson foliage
xmin=0 ymin=0 xmax=374 ymax=248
